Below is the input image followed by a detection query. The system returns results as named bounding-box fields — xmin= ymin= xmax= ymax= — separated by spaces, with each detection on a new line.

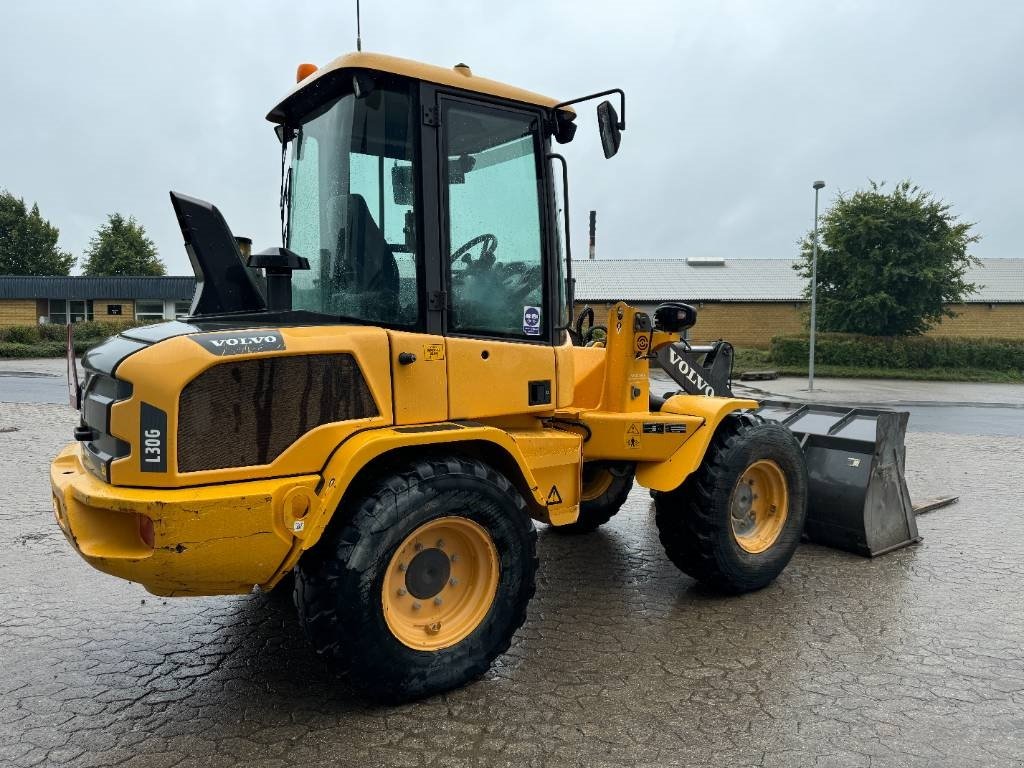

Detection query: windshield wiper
xmin=275 ymin=125 xmax=297 ymax=246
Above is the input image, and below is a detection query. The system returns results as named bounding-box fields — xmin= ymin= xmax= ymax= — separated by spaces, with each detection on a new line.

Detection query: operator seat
xmin=330 ymin=194 xmax=399 ymax=318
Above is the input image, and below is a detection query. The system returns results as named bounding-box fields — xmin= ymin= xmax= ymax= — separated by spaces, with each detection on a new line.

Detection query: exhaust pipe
xmin=248 ymin=247 xmax=309 ymax=312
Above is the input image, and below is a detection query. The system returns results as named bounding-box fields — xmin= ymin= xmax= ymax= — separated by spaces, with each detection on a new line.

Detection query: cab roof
xmin=266 ymin=51 xmax=569 ymax=124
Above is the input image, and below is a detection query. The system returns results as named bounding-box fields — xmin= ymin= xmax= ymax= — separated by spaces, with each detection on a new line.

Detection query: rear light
xmin=137 ymin=515 xmax=155 ymax=549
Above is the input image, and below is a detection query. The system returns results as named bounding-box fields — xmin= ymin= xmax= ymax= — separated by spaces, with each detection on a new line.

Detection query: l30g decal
xmin=140 ymin=402 xmax=168 ymax=472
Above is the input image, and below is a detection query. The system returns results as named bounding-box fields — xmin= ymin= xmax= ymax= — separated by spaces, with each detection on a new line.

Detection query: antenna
xmin=355 ymin=0 xmax=362 ymax=51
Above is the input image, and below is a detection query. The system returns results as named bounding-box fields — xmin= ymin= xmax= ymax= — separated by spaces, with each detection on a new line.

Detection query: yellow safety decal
xmin=625 ymin=423 xmax=642 ymax=449
xmin=634 ymin=334 xmax=650 ymax=357
xmin=423 ymin=343 xmax=445 ymax=361
xmin=546 ymin=485 xmax=563 ymax=505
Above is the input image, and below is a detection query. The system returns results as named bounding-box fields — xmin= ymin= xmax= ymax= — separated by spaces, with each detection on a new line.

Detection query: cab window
xmin=442 ymin=101 xmax=546 ymax=339
xmin=287 ymin=84 xmax=421 ymax=327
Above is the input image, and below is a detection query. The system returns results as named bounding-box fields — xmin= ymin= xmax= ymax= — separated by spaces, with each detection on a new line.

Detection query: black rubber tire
xmin=655 ymin=412 xmax=808 ymax=593
xmin=265 ymin=569 xmax=295 ymax=604
xmin=550 ymin=462 xmax=635 ymax=534
xmin=294 ymin=456 xmax=537 ymax=702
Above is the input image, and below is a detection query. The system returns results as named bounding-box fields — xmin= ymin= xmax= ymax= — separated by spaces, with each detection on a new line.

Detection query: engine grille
xmin=177 ymin=354 xmax=377 ymax=472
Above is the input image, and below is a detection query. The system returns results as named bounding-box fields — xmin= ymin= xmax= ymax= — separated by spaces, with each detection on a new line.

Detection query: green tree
xmin=796 ymin=180 xmax=980 ymax=336
xmin=82 ymin=213 xmax=166 ymax=276
xmin=0 ymin=190 xmax=75 ymax=275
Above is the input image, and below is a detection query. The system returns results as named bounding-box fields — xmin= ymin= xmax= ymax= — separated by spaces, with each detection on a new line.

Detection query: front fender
xmin=635 ymin=396 xmax=758 ymax=492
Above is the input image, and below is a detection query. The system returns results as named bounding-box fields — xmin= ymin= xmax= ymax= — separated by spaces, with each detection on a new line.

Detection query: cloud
xmin=1 ymin=0 xmax=1019 ymax=275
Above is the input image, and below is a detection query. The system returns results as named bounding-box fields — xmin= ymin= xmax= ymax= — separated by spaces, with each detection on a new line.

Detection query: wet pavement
xmin=0 ymin=367 xmax=68 ymax=405
xmin=2 ymin=400 xmax=1023 ymax=767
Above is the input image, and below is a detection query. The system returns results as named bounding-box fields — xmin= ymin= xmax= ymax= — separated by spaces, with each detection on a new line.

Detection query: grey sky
xmin=2 ymin=1 xmax=1021 ymax=276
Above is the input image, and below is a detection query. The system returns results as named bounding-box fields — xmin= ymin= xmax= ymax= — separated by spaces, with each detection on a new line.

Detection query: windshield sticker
xmin=523 ymin=306 xmax=541 ymax=336
xmin=191 ymin=330 xmax=286 ymax=356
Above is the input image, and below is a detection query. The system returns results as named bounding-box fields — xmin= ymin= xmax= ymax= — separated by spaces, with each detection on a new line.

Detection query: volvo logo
xmin=209 ymin=335 xmax=278 ymax=347
xmin=668 ymin=348 xmax=717 ymax=397
xmin=191 ymin=330 xmax=287 ymax=356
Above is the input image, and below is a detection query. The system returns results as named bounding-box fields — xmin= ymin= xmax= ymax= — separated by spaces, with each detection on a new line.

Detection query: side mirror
xmin=597 ymin=100 xmax=622 ymax=159
xmin=654 ymin=302 xmax=698 ymax=333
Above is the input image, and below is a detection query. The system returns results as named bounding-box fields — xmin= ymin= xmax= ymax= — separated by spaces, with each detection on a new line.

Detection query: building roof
xmin=0 ymin=276 xmax=195 ymax=301
xmin=573 ymin=257 xmax=1024 ymax=304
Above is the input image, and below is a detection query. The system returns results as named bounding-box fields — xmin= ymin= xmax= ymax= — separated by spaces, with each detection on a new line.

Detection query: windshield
xmin=286 ymin=84 xmax=419 ymax=325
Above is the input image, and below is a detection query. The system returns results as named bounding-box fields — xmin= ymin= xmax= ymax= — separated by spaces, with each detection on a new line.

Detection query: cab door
xmin=436 ymin=95 xmax=557 ymax=420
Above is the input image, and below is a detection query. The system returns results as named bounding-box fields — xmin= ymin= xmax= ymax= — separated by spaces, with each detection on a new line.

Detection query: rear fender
xmin=290 ymin=424 xmax=557 ymax=556
xmin=635 ymin=395 xmax=758 ymax=492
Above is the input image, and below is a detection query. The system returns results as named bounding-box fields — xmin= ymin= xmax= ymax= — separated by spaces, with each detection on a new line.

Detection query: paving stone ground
xmin=1 ymin=401 xmax=1023 ymax=767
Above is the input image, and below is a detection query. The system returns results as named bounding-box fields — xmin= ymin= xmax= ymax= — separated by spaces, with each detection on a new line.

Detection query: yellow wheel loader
xmin=51 ymin=52 xmax=876 ymax=702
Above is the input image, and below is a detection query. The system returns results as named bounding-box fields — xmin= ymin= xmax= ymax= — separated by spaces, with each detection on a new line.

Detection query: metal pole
xmin=589 ymin=210 xmax=596 ymax=260
xmin=809 ymin=180 xmax=825 ymax=391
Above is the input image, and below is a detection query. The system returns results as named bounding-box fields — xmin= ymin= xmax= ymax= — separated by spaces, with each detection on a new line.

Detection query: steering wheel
xmin=450 ymin=233 xmax=498 ymax=267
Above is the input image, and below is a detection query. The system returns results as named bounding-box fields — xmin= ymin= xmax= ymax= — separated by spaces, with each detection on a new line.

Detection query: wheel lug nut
xmin=412 ymin=602 xmax=421 ymax=610
xmin=449 ymin=578 xmax=458 ymax=587
xmin=427 ymin=622 xmax=441 ymax=634
xmin=434 ymin=597 xmax=443 ymax=606
xmin=450 ymin=554 xmax=459 ymax=563
xmin=398 ymin=563 xmax=406 ymax=572
xmin=436 ymin=539 xmax=445 ymax=548
xmin=414 ymin=542 xmax=423 ymax=552
xmin=397 ymin=588 xmax=407 ymax=597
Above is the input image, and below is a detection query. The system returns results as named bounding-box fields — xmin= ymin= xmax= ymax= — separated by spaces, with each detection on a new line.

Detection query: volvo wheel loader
xmin=50 ymin=52 xmax=815 ymax=702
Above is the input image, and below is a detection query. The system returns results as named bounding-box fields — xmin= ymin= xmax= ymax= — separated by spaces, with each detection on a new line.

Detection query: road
xmin=0 ymin=369 xmax=69 ymax=405
xmin=4 ymin=359 xmax=1023 ymax=437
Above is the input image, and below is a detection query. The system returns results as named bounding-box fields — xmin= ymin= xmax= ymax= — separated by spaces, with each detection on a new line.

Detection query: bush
xmin=67 ymin=319 xmax=139 ymax=340
xmin=770 ymin=333 xmax=1024 ymax=372
xmin=1 ymin=320 xmax=139 ymax=343
xmin=0 ymin=320 xmax=142 ymax=359
xmin=37 ymin=323 xmax=69 ymax=342
xmin=0 ymin=341 xmax=66 ymax=358
xmin=0 ymin=325 xmax=41 ymax=344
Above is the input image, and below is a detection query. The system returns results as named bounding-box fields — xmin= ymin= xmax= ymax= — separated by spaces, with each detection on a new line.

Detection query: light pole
xmin=809 ymin=180 xmax=825 ymax=391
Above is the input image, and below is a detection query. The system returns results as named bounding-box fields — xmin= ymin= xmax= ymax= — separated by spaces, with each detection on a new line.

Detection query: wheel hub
xmin=404 ymin=548 xmax=452 ymax=599
xmin=382 ymin=516 xmax=500 ymax=651
xmin=729 ymin=459 xmax=789 ymax=554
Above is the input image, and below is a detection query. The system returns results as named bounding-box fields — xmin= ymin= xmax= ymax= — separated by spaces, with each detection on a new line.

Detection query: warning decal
xmin=423 ymin=343 xmax=444 ymax=361
xmin=642 ymin=423 xmax=688 ymax=434
xmin=625 ymin=422 xmax=642 ymax=449
xmin=546 ymin=485 xmax=563 ymax=505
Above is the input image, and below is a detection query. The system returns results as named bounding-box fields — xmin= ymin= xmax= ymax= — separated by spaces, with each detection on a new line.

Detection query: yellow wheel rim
xmin=730 ymin=459 xmax=789 ymax=554
xmin=580 ymin=466 xmax=615 ymax=502
xmin=382 ymin=516 xmax=499 ymax=651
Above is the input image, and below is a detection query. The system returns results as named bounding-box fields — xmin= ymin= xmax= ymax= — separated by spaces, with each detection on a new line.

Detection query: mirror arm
xmin=547 ymin=153 xmax=574 ymax=323
xmin=553 ymin=88 xmax=625 ymax=130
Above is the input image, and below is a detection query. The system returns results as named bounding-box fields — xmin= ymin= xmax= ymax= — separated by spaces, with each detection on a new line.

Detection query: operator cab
xmin=267 ymin=52 xmax=625 ymax=348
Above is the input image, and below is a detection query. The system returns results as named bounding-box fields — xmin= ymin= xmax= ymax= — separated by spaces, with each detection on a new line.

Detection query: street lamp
xmin=809 ymin=180 xmax=825 ymax=391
